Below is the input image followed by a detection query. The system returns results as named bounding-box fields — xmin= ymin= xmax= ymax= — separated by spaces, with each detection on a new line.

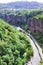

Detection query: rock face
xmin=0 ymin=14 xmax=43 ymax=33
xmin=27 ymin=18 xmax=43 ymax=33
xmin=0 ymin=14 xmax=26 ymax=26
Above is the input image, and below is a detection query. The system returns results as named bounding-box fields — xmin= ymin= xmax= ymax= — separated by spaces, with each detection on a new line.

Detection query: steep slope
xmin=0 ymin=9 xmax=43 ymax=53
xmin=0 ymin=19 xmax=33 ymax=65
xmin=0 ymin=9 xmax=43 ymax=33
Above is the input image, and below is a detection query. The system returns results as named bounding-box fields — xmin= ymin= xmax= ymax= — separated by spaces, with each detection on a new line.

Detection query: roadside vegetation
xmin=0 ymin=19 xmax=33 ymax=65
xmin=32 ymin=33 xmax=43 ymax=52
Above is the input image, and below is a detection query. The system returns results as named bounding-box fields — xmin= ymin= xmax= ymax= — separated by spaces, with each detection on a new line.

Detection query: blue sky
xmin=0 ymin=0 xmax=43 ymax=3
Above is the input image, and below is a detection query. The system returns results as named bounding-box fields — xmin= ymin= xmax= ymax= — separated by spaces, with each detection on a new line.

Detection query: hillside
xmin=0 ymin=9 xmax=43 ymax=33
xmin=0 ymin=1 xmax=43 ymax=9
xmin=0 ymin=19 xmax=33 ymax=65
xmin=0 ymin=9 xmax=43 ymax=52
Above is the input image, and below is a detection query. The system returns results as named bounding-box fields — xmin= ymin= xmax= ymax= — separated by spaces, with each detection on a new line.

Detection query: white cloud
xmin=0 ymin=0 xmax=43 ymax=3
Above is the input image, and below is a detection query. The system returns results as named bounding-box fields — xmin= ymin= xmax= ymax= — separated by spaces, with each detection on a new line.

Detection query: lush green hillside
xmin=0 ymin=19 xmax=33 ymax=65
xmin=32 ymin=33 xmax=43 ymax=52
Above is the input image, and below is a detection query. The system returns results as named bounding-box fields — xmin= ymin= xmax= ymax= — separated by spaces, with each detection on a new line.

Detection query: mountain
xmin=0 ymin=1 xmax=43 ymax=9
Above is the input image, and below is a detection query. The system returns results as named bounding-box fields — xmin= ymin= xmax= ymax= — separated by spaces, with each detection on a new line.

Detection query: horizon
xmin=0 ymin=0 xmax=43 ymax=4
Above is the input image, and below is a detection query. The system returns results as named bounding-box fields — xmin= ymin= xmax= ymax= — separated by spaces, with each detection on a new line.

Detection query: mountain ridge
xmin=0 ymin=1 xmax=43 ymax=9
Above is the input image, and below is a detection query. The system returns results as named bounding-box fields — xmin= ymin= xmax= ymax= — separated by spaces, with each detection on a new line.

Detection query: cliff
xmin=27 ymin=18 xmax=43 ymax=33
xmin=0 ymin=14 xmax=43 ymax=33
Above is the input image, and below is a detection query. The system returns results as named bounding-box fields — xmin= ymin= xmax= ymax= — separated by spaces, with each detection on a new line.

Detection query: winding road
xmin=16 ymin=27 xmax=43 ymax=65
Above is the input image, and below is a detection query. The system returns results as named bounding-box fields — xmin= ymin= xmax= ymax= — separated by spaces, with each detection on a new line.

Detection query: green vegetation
xmin=15 ymin=10 xmax=30 ymax=16
xmin=34 ymin=14 xmax=43 ymax=19
xmin=0 ymin=9 xmax=43 ymax=21
xmin=39 ymin=61 xmax=43 ymax=65
xmin=0 ymin=9 xmax=30 ymax=16
xmin=28 ymin=9 xmax=43 ymax=18
xmin=0 ymin=19 xmax=33 ymax=65
xmin=0 ymin=9 xmax=15 ymax=15
xmin=14 ymin=9 xmax=43 ymax=18
xmin=32 ymin=33 xmax=43 ymax=52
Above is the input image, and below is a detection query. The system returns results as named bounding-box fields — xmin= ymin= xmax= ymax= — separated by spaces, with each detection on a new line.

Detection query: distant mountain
xmin=0 ymin=1 xmax=43 ymax=9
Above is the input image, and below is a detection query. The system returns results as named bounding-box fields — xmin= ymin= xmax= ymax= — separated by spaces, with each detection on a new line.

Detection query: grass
xmin=0 ymin=19 xmax=33 ymax=65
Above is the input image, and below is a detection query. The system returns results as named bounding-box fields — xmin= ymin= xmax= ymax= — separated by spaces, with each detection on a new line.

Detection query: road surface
xmin=16 ymin=27 xmax=43 ymax=65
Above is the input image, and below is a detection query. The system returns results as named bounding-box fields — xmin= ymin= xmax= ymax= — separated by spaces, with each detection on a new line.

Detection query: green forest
xmin=0 ymin=19 xmax=33 ymax=65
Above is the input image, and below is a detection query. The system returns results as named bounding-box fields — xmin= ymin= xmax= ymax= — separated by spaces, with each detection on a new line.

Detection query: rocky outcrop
xmin=0 ymin=14 xmax=43 ymax=33
xmin=27 ymin=18 xmax=43 ymax=33
xmin=0 ymin=14 xmax=26 ymax=26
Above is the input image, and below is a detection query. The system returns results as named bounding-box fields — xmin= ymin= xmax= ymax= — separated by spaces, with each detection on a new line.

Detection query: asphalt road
xmin=16 ymin=27 xmax=43 ymax=65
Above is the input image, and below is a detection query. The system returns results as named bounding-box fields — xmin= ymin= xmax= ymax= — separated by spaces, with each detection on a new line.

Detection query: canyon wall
xmin=0 ymin=14 xmax=43 ymax=33
xmin=27 ymin=18 xmax=43 ymax=33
